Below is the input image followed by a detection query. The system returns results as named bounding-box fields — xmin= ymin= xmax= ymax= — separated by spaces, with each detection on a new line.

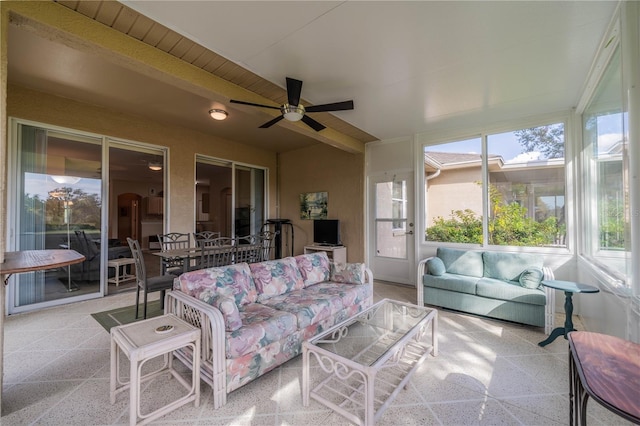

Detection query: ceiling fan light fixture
xmin=282 ymin=104 xmax=305 ymax=122
xmin=209 ymin=109 xmax=228 ymax=120
xmin=148 ymin=161 xmax=162 ymax=171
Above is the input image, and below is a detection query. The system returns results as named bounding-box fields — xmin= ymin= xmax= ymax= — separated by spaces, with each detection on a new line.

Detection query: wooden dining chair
xmin=127 ymin=238 xmax=175 ymax=319
xmin=157 ymin=232 xmax=191 ymax=275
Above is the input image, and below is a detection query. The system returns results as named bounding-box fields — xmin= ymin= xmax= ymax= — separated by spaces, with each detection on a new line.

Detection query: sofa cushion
xmin=303 ymin=282 xmax=372 ymax=310
xmin=437 ymin=247 xmax=484 ymax=277
xmin=475 ymin=277 xmax=546 ymax=306
xmin=259 ymin=289 xmax=343 ymax=329
xmin=226 ymin=303 xmax=298 ymax=358
xmin=427 ymin=257 xmax=446 ymax=276
xmin=174 ymin=263 xmax=257 ymax=306
xmin=519 ymin=267 xmax=544 ymax=289
xmin=330 ymin=262 xmax=366 ymax=285
xmin=423 ymin=273 xmax=479 ymax=295
xmin=294 ymin=252 xmax=330 ymax=287
xmin=250 ymin=257 xmax=305 ymax=302
xmin=482 ymin=251 xmax=544 ymax=282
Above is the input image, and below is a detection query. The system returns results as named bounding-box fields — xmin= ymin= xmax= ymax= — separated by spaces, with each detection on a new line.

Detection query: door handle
xmin=406 ymin=230 xmax=414 ymax=235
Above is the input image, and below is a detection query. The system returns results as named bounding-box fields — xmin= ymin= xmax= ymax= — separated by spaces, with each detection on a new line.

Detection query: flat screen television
xmin=313 ymin=219 xmax=341 ymax=246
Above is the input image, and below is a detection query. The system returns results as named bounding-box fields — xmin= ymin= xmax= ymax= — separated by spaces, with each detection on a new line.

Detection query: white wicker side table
xmin=110 ymin=314 xmax=201 ymax=426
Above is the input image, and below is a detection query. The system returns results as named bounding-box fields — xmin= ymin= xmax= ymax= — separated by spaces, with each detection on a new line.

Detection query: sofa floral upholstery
xmin=166 ymin=251 xmax=373 ymax=409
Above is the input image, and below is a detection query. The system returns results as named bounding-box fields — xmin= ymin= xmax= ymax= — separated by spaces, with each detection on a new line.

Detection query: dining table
xmin=152 ymin=247 xmax=202 ymax=274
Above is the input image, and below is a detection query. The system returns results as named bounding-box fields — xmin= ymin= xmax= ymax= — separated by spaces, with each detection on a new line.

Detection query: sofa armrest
xmin=416 ymin=257 xmax=436 ymax=306
xmin=364 ymin=266 xmax=375 ymax=307
xmin=164 ymin=290 xmax=228 ymax=409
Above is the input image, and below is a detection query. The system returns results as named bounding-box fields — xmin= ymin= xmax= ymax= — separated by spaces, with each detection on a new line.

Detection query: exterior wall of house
xmin=278 ymin=143 xmax=365 ymax=262
xmin=426 ymin=165 xmax=483 ymax=227
xmin=7 ymin=84 xmax=278 ymax=237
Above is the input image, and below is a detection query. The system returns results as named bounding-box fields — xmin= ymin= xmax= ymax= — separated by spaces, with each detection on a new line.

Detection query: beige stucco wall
xmin=7 ymin=84 xmax=278 ymax=235
xmin=279 ymin=144 xmax=364 ymax=262
xmin=426 ymin=166 xmax=483 ymax=226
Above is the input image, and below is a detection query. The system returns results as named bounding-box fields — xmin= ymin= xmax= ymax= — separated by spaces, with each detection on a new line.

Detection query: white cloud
xmin=505 ymin=151 xmax=541 ymax=163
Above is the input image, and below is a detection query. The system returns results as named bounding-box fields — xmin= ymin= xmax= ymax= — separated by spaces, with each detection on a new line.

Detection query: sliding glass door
xmin=10 ymin=123 xmax=103 ymax=311
xmin=195 ymin=156 xmax=266 ymax=239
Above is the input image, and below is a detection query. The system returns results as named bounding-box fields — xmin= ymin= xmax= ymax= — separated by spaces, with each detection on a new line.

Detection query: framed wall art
xmin=300 ymin=191 xmax=328 ymax=220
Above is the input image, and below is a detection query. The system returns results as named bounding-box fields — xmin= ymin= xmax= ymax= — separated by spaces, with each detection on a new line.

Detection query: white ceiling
xmin=122 ymin=0 xmax=617 ymax=139
xmin=7 ymin=1 xmax=618 ymax=153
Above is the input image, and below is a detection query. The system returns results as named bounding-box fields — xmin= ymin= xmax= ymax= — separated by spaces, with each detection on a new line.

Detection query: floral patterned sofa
xmin=165 ymin=251 xmax=374 ymax=408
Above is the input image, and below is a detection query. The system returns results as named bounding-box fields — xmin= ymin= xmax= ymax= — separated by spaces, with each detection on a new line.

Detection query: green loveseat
xmin=417 ymin=247 xmax=554 ymax=328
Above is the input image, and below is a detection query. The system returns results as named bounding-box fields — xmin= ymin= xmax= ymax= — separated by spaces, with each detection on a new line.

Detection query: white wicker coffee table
xmin=302 ymin=298 xmax=438 ymax=426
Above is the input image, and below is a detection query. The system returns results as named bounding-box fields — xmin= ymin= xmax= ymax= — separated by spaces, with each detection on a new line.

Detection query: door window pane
xmin=375 ymin=179 xmax=408 ymax=259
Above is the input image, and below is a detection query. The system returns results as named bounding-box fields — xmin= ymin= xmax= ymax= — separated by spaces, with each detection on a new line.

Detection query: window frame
xmin=417 ymin=114 xmax=572 ymax=254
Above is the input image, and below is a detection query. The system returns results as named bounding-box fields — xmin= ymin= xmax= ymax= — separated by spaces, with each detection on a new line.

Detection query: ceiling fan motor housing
xmin=281 ymin=104 xmax=305 ymax=121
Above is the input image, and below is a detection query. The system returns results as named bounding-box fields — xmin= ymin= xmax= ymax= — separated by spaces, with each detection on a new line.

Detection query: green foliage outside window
xmin=426 ymin=185 xmax=558 ymax=246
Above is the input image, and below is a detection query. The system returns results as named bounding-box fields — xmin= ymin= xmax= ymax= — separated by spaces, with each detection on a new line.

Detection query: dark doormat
xmin=91 ymin=300 xmax=163 ymax=332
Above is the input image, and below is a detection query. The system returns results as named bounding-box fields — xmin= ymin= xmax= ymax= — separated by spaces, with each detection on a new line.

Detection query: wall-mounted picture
xmin=300 ymin=191 xmax=328 ymax=220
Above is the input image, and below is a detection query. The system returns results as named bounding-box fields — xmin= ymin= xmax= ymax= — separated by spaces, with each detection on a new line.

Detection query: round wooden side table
xmin=538 ymin=280 xmax=599 ymax=347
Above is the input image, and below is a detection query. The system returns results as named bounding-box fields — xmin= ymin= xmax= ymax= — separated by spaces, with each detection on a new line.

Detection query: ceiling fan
xmin=230 ymin=77 xmax=354 ymax=132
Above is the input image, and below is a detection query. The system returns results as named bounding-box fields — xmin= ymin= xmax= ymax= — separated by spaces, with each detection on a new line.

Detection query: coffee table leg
xmin=302 ymin=346 xmax=309 ymax=406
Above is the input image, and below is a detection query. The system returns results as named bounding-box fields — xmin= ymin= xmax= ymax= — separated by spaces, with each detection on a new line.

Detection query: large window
xmin=581 ymin=45 xmax=630 ymax=285
xmin=425 ymin=123 xmax=566 ymax=247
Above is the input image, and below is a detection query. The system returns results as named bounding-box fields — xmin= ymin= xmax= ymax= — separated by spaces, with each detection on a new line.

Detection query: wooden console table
xmin=568 ymin=331 xmax=640 ymax=425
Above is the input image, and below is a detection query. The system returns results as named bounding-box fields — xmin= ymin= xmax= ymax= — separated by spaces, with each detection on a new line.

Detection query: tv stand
xmin=304 ymin=245 xmax=347 ymax=264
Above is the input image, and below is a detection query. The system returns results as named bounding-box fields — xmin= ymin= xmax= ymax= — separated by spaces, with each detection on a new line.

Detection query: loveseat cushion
xmin=250 ymin=257 xmax=305 ymax=302
xmin=482 ymin=251 xmax=543 ymax=282
xmin=423 ymin=273 xmax=479 ymax=295
xmin=258 ymin=289 xmax=343 ymax=329
xmin=330 ymin=262 xmax=366 ymax=285
xmin=294 ymin=252 xmax=330 ymax=287
xmin=437 ymin=247 xmax=484 ymax=277
xmin=226 ymin=303 xmax=298 ymax=358
xmin=174 ymin=263 xmax=257 ymax=306
xmin=475 ymin=277 xmax=546 ymax=305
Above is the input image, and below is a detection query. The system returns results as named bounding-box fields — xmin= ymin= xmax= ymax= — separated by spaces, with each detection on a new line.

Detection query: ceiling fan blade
xmin=259 ymin=115 xmax=285 ymax=128
xmin=305 ymin=100 xmax=354 ymax=113
xmin=286 ymin=77 xmax=303 ymax=106
xmin=301 ymin=115 xmax=326 ymax=132
xmin=230 ymin=99 xmax=281 ymax=110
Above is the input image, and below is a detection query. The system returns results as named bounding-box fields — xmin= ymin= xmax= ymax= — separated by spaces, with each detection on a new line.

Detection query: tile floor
xmin=2 ymin=282 xmax=633 ymax=425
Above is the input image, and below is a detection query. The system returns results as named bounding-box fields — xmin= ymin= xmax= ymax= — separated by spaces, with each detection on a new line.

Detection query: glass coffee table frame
xmin=302 ymin=298 xmax=438 ymax=426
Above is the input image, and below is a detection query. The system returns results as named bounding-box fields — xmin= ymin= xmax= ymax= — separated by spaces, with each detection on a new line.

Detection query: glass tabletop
xmin=310 ymin=299 xmax=435 ymax=366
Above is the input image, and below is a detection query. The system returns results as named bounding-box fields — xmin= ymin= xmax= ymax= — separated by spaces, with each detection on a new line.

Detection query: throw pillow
xmin=331 ymin=262 xmax=365 ymax=285
xmin=294 ymin=252 xmax=331 ymax=287
xmin=427 ymin=257 xmax=446 ymax=276
xmin=519 ymin=267 xmax=544 ymax=289
xmin=211 ymin=295 xmax=243 ymax=332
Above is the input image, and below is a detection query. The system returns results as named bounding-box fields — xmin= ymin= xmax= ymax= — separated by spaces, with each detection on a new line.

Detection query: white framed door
xmin=368 ymin=172 xmax=415 ymax=284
